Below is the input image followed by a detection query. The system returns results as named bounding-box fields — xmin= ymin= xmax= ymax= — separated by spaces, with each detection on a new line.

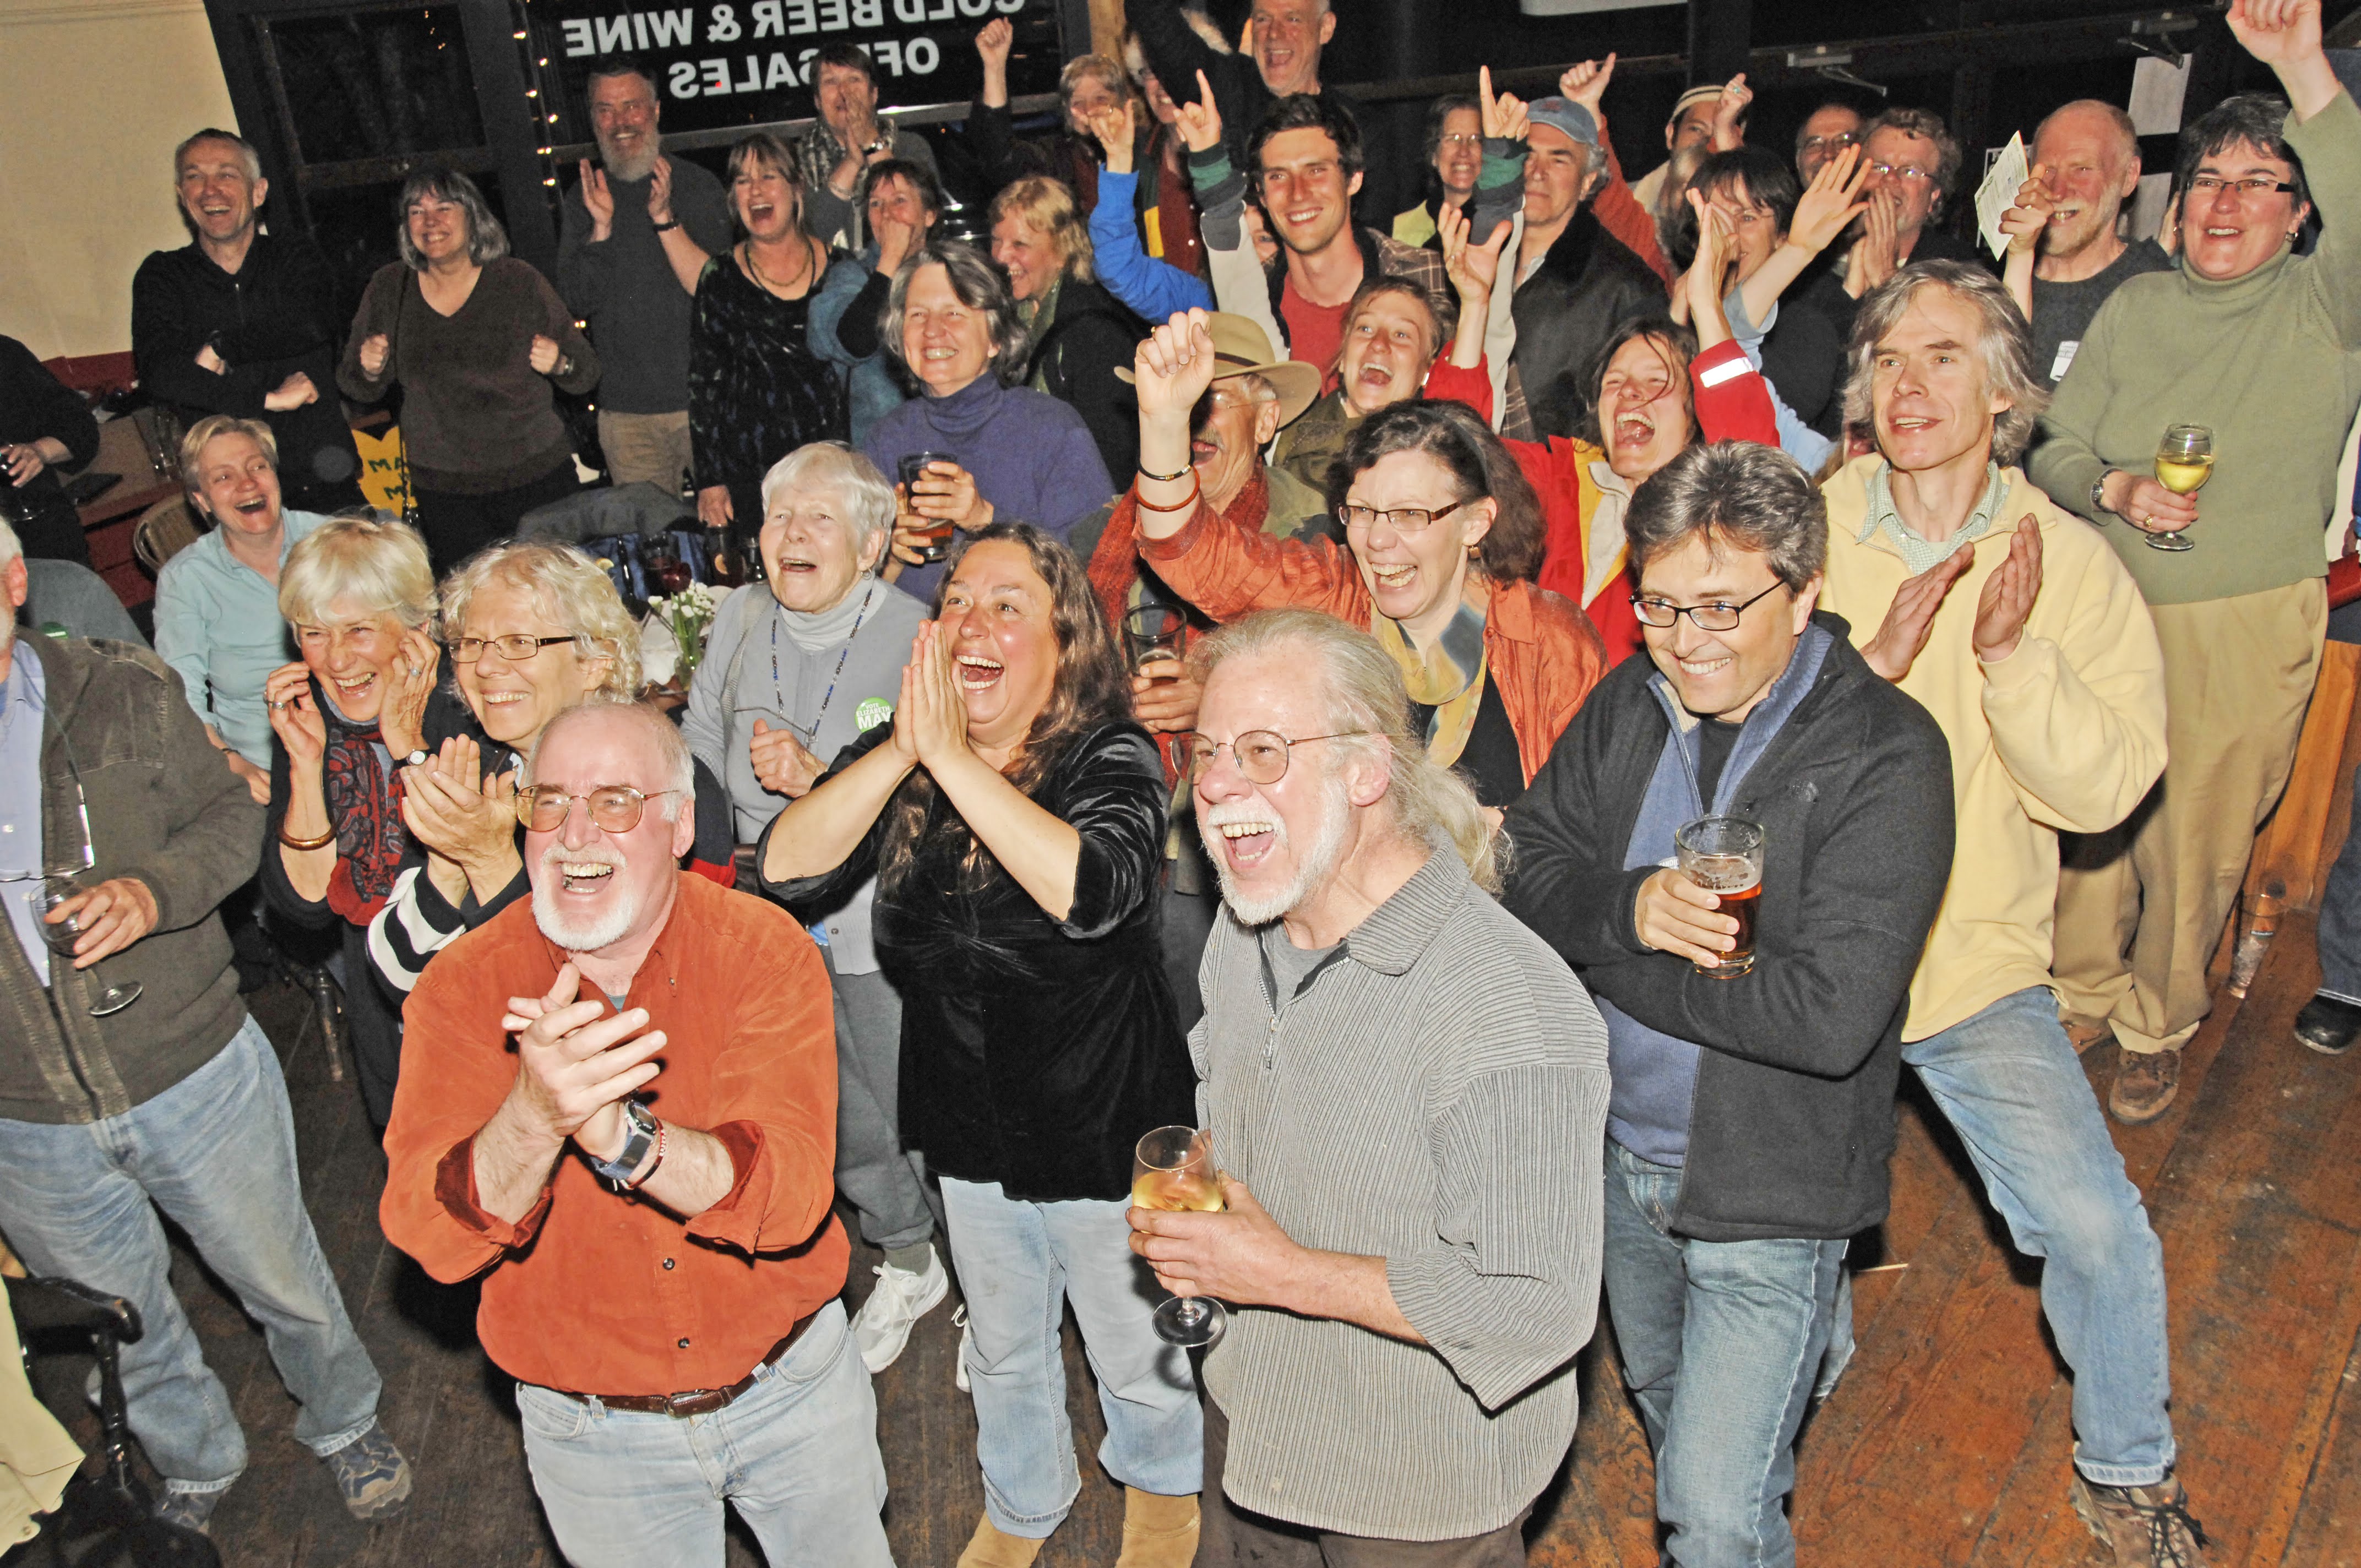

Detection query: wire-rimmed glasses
xmin=1181 ymin=730 xmax=1368 ymax=787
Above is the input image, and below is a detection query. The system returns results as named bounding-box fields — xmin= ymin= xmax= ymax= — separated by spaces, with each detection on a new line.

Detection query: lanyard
xmin=771 ymin=581 xmax=877 ymax=744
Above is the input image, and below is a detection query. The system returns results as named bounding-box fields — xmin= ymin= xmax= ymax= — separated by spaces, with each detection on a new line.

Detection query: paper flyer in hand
xmin=1976 ymin=133 xmax=2031 ymax=262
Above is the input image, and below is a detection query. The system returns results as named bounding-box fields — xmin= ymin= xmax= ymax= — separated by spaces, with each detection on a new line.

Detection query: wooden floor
xmin=17 ymin=914 xmax=2361 ymax=1566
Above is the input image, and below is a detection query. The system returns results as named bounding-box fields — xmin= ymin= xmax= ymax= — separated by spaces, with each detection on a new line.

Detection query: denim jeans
xmin=1903 ymin=986 xmax=2174 ymax=1487
xmin=1602 ymin=1140 xmax=1846 ymax=1568
xmin=2317 ymin=765 xmax=2361 ymax=1001
xmin=938 ymin=1177 xmax=1203 ymax=1537
xmin=0 ymin=1016 xmax=381 ymax=1493
xmin=514 ymin=1300 xmax=893 ymax=1568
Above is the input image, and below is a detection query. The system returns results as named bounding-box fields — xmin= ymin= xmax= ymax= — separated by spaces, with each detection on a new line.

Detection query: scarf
xmin=1371 ymin=597 xmax=1489 ymax=767
xmin=318 ymin=689 xmax=408 ymax=927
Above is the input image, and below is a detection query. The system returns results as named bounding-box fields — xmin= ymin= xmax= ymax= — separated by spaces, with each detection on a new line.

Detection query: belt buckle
xmin=663 ymin=1387 xmax=723 ymax=1417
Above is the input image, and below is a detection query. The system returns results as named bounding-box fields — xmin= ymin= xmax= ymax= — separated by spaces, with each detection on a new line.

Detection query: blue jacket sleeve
xmin=1089 ymin=168 xmax=1213 ymax=319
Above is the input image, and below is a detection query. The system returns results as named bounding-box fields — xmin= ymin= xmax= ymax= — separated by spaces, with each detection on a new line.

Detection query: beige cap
xmin=1116 ymin=312 xmax=1323 ymax=428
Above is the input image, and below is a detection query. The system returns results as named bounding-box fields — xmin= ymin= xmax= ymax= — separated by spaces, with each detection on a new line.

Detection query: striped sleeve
xmin=366 ymin=864 xmax=466 ymax=995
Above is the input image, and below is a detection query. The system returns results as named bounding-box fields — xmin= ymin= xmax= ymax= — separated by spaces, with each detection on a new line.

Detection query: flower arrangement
xmin=646 ymin=580 xmax=721 ymax=679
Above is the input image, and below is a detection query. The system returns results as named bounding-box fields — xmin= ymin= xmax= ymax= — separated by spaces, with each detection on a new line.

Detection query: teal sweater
xmin=2030 ymin=89 xmax=2361 ymax=606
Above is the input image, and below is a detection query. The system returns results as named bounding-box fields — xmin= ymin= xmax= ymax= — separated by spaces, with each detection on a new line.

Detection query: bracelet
xmin=623 ymin=1118 xmax=668 ymax=1190
xmin=652 ymin=219 xmax=680 ymax=233
xmin=278 ymin=821 xmax=337 ymax=852
xmin=1137 ymin=460 xmax=1193 ymax=484
xmin=1134 ymin=471 xmax=1203 ymax=514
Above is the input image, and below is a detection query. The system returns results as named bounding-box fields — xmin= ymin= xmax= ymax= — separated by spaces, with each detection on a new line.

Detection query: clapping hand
xmin=894 ymin=620 xmax=969 ymax=771
xmin=1787 ymin=144 xmax=1871 ymax=257
xmin=1847 ymin=189 xmax=1901 ymax=296
xmin=579 ymin=161 xmax=616 ymax=235
xmin=648 ymin=155 xmax=676 ymax=226
xmin=401 ymin=735 xmax=520 ymax=873
xmin=501 ymin=962 xmax=666 ymax=1155
xmin=1973 ymin=516 xmax=2043 ymax=665
xmin=1861 ymin=547 xmax=1973 ymax=682
xmin=1176 ymin=69 xmax=1224 ymax=155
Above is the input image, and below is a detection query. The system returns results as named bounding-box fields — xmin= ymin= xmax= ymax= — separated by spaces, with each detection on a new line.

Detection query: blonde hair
xmin=1189 ymin=607 xmax=1506 ymax=893
xmin=178 ymin=415 xmax=278 ymax=494
xmin=438 ymin=540 xmax=641 ymax=696
xmin=988 ymin=176 xmax=1095 ymax=285
xmin=279 ymin=514 xmax=438 ymax=630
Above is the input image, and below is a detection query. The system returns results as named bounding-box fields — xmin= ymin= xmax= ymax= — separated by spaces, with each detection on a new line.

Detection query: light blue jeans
xmin=515 ymin=1300 xmax=893 ymax=1567
xmin=1602 ymin=1140 xmax=1848 ymax=1568
xmin=1903 ymin=984 xmax=2175 ymax=1487
xmin=0 ymin=1016 xmax=381 ymax=1494
xmin=938 ymin=1177 xmax=1203 ymax=1538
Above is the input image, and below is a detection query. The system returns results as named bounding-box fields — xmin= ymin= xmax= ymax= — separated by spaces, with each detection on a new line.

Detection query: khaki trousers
xmin=596 ymin=408 xmax=692 ymax=492
xmin=2055 ymin=578 xmax=2327 ymax=1054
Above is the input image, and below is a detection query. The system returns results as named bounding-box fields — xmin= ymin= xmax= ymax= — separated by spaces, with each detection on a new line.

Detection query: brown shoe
xmin=2070 ymin=1472 xmax=2208 ymax=1566
xmin=1115 ymin=1487 xmax=1200 ymax=1568
xmin=2109 ymin=1047 xmax=2180 ymax=1125
xmin=955 ymin=1515 xmax=1043 ymax=1568
xmin=2065 ymin=1019 xmax=2115 ymax=1056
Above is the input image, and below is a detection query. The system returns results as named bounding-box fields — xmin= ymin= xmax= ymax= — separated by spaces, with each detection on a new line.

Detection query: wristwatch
xmin=2090 ymin=471 xmax=2117 ymax=522
xmin=401 ymin=748 xmax=428 ymax=768
xmin=588 ymin=1099 xmax=660 ymax=1190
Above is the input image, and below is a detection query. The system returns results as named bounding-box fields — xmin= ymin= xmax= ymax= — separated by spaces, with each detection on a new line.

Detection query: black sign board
xmin=530 ymin=0 xmax=1070 ymax=138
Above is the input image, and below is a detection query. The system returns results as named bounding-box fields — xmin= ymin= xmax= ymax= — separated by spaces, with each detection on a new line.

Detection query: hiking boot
xmin=322 ymin=1420 xmax=412 ymax=1521
xmin=955 ymin=1513 xmax=1043 ymax=1568
xmin=1116 ymin=1488 xmax=1200 ymax=1568
xmin=155 ymin=1485 xmax=227 ymax=1535
xmin=2071 ymin=1471 xmax=2208 ymax=1566
xmin=2109 ymin=1047 xmax=2180 ymax=1125
xmin=2294 ymin=993 xmax=2361 ymax=1055
xmin=852 ymin=1247 xmax=948 ymax=1374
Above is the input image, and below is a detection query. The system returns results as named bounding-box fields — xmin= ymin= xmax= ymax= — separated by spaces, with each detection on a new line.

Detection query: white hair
xmin=526 ymin=696 xmax=695 ymax=816
xmin=0 ymin=517 xmax=20 ymax=570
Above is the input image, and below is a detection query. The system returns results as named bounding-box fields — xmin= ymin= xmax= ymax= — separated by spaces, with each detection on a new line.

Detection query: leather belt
xmin=551 ymin=1311 xmax=819 ymax=1418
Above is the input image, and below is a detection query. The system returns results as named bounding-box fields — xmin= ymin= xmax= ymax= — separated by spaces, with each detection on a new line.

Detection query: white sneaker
xmin=952 ymin=1304 xmax=972 ymax=1394
xmin=852 ymin=1248 xmax=948 ymax=1374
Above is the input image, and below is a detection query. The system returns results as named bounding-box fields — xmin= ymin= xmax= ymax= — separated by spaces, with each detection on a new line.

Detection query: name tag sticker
xmin=2050 ymin=340 xmax=2080 ymax=380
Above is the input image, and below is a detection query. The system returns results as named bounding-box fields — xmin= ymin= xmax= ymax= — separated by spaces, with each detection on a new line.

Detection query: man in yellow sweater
xmin=1820 ymin=260 xmax=2204 ymax=1567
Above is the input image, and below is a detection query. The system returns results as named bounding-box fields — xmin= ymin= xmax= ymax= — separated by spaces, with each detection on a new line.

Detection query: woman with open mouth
xmin=688 ymin=132 xmax=846 ymax=570
xmin=363 ymin=540 xmax=735 ymax=1005
xmin=760 ymin=522 xmax=1201 ymax=1568
xmin=1128 ymin=309 xmax=1608 ymax=812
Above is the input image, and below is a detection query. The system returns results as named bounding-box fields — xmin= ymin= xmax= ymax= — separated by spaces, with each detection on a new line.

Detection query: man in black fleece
xmin=1503 ymin=440 xmax=1954 ymax=1567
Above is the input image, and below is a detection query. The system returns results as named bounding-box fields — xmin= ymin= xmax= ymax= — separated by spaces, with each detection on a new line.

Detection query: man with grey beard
xmin=1128 ymin=606 xmax=1608 ymax=1565
xmin=557 ymin=58 xmax=733 ymax=492
xmin=382 ymin=699 xmax=891 ymax=1566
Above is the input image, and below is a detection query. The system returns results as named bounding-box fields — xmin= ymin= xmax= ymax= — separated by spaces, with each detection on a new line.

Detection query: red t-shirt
xmin=1280 ymin=277 xmax=1350 ymax=392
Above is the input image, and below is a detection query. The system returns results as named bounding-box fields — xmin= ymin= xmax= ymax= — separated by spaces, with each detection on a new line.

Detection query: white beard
xmin=598 ymin=137 xmax=660 ymax=184
xmin=1204 ymin=778 xmax=1351 ymax=928
xmin=531 ymin=844 xmax=641 ymax=953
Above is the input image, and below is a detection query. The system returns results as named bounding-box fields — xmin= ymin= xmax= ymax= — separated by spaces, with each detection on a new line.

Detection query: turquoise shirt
xmin=153 ymin=509 xmax=327 ymax=767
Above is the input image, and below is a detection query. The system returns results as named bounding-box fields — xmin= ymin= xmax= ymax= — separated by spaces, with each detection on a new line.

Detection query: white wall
xmin=0 ymin=0 xmax=239 ymax=359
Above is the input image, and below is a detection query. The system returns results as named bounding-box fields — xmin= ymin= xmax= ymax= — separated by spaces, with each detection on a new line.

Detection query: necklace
xmin=741 ymin=236 xmax=814 ymax=299
xmin=771 ymin=581 xmax=877 ymax=744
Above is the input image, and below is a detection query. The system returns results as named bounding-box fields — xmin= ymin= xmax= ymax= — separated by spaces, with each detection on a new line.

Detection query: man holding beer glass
xmin=1504 ymin=441 xmax=1954 ymax=1567
xmin=1823 ymin=260 xmax=2203 ymax=1563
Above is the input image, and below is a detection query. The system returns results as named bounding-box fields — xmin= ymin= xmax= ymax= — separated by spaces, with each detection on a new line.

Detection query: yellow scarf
xmin=1370 ymin=600 xmax=1489 ymax=767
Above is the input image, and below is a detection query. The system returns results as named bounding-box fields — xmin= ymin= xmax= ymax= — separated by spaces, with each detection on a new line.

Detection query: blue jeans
xmin=1903 ymin=986 xmax=2174 ymax=1487
xmin=1602 ymin=1140 xmax=1847 ymax=1568
xmin=2317 ymin=765 xmax=2361 ymax=1001
xmin=939 ymin=1177 xmax=1203 ymax=1537
xmin=515 ymin=1301 xmax=893 ymax=1567
xmin=0 ymin=1017 xmax=381 ymax=1493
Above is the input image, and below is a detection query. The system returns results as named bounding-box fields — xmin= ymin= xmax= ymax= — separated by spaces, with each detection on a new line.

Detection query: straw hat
xmin=1117 ymin=312 xmax=1322 ymax=428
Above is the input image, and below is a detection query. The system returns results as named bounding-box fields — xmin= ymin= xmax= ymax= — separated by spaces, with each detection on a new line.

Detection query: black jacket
xmin=1508 ymin=208 xmax=1666 ymax=440
xmin=1501 ymin=612 xmax=1955 ymax=1242
xmin=1026 ymin=276 xmax=1145 ymax=482
xmin=0 ymin=336 xmax=101 ymax=563
xmin=130 ymin=235 xmax=362 ymax=507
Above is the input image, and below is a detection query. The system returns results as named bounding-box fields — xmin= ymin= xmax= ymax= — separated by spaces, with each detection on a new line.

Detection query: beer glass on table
xmin=1132 ymin=1125 xmax=1229 ymax=1348
xmin=897 ymin=452 xmax=960 ymax=563
xmin=2147 ymin=424 xmax=2212 ymax=553
xmin=1675 ymin=816 xmax=1764 ymax=979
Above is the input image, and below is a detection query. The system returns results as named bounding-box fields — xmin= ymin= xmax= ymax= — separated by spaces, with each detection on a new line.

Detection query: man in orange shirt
xmin=380 ymin=699 xmax=889 ymax=1567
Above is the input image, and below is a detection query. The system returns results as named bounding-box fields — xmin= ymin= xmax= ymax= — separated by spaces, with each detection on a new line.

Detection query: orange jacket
xmin=1134 ymin=492 xmax=1606 ymax=784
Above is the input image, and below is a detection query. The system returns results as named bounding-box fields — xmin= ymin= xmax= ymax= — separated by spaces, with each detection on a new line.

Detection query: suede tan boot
xmin=1114 ymin=1487 xmax=1200 ymax=1568
xmin=955 ymin=1514 xmax=1044 ymax=1568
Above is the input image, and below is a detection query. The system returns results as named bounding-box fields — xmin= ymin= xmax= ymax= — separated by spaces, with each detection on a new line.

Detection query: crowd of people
xmin=4 ymin=1 xmax=2359 ymax=1565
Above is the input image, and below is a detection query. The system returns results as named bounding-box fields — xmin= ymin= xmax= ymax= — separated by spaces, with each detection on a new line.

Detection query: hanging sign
xmin=531 ymin=0 xmax=1069 ymax=137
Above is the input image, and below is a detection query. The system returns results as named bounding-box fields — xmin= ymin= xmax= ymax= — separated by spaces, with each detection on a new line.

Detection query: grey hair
xmin=1864 ymin=106 xmax=1963 ymax=206
xmin=174 ymin=128 xmax=262 ymax=183
xmin=1625 ymin=440 xmax=1827 ymax=594
xmin=525 ymin=696 xmax=694 ymax=821
xmin=440 ymin=540 xmax=642 ymax=696
xmin=881 ymin=239 xmax=1029 ymax=383
xmin=178 ymin=414 xmax=278 ymax=494
xmin=0 ymin=516 xmax=20 ymax=569
xmin=280 ymin=514 xmax=438 ymax=631
xmin=2178 ymin=92 xmax=2309 ymax=211
xmin=1843 ymin=260 xmax=2049 ymax=465
xmin=395 ymin=167 xmax=510 ymax=270
xmin=758 ymin=442 xmax=898 ymax=565
xmin=1189 ymin=607 xmax=1506 ymax=894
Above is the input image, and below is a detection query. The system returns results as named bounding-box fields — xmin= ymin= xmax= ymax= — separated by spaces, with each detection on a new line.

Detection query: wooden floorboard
xmin=12 ymin=918 xmax=2361 ymax=1566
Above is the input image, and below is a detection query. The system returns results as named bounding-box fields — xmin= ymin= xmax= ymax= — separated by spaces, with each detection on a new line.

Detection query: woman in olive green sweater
xmin=2027 ymin=0 xmax=2355 ymax=1124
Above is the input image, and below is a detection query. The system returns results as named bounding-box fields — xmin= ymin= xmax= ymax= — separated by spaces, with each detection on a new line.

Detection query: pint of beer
xmin=1675 ymin=816 xmax=1765 ymax=978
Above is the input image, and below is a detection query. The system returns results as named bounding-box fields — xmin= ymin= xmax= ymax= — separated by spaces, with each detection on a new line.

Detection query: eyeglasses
xmin=1866 ymin=162 xmax=1937 ymax=185
xmin=2187 ymin=174 xmax=2298 ymax=200
xmin=1437 ymin=133 xmax=1483 ymax=151
xmin=1207 ymin=385 xmax=1276 ymax=411
xmin=1800 ymin=132 xmax=1860 ymax=153
xmin=1334 ymin=497 xmax=1473 ymax=535
xmin=450 ymin=634 xmax=578 ymax=663
xmin=1182 ymin=730 xmax=1367 ymax=786
xmin=1629 ymin=580 xmax=1786 ymax=633
xmin=516 ymin=785 xmax=682 ymax=834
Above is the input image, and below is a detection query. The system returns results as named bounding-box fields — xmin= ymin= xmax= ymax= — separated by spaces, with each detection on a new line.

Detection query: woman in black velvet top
xmin=688 ymin=133 xmax=846 ymax=560
xmin=760 ymin=521 xmax=1201 ymax=1558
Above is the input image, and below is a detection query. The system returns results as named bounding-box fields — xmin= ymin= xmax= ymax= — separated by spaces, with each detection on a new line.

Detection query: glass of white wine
xmin=1132 ymin=1125 xmax=1228 ymax=1349
xmin=2148 ymin=424 xmax=2212 ymax=553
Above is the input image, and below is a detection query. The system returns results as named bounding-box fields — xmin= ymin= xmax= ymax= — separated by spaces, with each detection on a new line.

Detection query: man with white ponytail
xmin=1128 ymin=606 xmax=1609 ymax=1563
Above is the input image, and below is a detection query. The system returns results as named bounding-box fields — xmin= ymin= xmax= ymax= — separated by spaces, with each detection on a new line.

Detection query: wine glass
xmin=1132 ymin=1125 xmax=1229 ymax=1349
xmin=40 ymin=874 xmax=142 ymax=1017
xmin=2147 ymin=424 xmax=2212 ymax=553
